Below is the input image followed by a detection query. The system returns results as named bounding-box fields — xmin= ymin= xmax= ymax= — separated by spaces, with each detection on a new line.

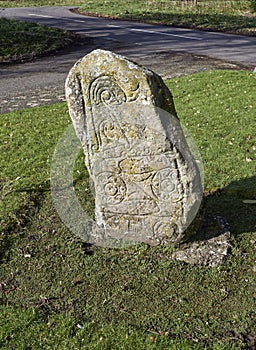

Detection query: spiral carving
xmin=89 ymin=76 xmax=126 ymax=105
xmin=103 ymin=175 xmax=127 ymax=204
xmin=99 ymin=119 xmax=122 ymax=142
xmin=152 ymin=168 xmax=177 ymax=201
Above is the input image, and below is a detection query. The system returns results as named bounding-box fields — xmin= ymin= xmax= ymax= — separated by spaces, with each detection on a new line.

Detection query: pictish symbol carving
xmin=98 ymin=119 xmax=128 ymax=147
xmin=89 ymin=75 xmax=140 ymax=106
xmin=153 ymin=221 xmax=179 ymax=242
xmin=90 ymin=76 xmax=126 ymax=105
xmin=65 ymin=49 xmax=202 ymax=247
xmin=103 ymin=175 xmax=127 ymax=204
xmin=152 ymin=168 xmax=177 ymax=201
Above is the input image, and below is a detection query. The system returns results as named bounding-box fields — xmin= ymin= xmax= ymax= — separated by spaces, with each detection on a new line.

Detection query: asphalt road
xmin=1 ymin=6 xmax=256 ymax=113
xmin=2 ymin=6 xmax=256 ymax=65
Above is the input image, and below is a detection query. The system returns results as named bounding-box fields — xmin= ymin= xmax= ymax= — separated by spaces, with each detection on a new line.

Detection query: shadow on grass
xmin=67 ymin=172 xmax=256 ymax=246
xmin=202 ymin=175 xmax=256 ymax=238
xmin=0 ymin=176 xmax=255 ymax=348
xmin=1 ymin=174 xmax=255 ymax=263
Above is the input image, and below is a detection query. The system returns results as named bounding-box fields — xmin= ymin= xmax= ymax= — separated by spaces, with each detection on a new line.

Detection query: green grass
xmin=78 ymin=0 xmax=256 ymax=35
xmin=0 ymin=70 xmax=256 ymax=349
xmin=0 ymin=18 xmax=75 ymax=63
xmin=0 ymin=307 xmax=205 ymax=350
xmin=0 ymin=0 xmax=255 ymax=35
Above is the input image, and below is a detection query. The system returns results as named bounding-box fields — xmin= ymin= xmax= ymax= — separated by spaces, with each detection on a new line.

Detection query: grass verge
xmin=0 ymin=70 xmax=256 ymax=349
xmin=78 ymin=0 xmax=256 ymax=35
xmin=0 ymin=0 xmax=255 ymax=35
xmin=0 ymin=18 xmax=75 ymax=63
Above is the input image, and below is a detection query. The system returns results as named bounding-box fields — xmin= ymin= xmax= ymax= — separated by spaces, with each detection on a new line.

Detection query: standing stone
xmin=65 ymin=49 xmax=203 ymax=247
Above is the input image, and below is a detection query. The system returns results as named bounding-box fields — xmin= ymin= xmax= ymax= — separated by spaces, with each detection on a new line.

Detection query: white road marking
xmin=27 ymin=15 xmax=202 ymax=41
xmin=107 ymin=24 xmax=122 ymax=28
xmin=107 ymin=24 xmax=203 ymax=41
xmin=72 ymin=20 xmax=87 ymax=23
xmin=28 ymin=14 xmax=54 ymax=18
xmin=130 ymin=28 xmax=203 ymax=40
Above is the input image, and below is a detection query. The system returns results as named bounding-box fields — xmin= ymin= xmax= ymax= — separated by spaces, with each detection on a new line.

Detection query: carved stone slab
xmin=65 ymin=49 xmax=203 ymax=247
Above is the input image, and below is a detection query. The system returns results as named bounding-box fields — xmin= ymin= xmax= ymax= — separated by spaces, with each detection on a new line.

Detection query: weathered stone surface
xmin=171 ymin=216 xmax=231 ymax=266
xmin=65 ymin=49 xmax=203 ymax=247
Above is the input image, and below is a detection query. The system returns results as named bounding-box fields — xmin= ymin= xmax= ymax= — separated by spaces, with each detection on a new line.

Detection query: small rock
xmin=171 ymin=215 xmax=231 ymax=266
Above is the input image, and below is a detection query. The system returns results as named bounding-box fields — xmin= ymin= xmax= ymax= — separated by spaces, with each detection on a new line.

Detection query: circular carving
xmin=153 ymin=221 xmax=179 ymax=242
xmin=152 ymin=168 xmax=176 ymax=201
xmin=105 ymin=182 xmax=118 ymax=196
xmin=104 ymin=175 xmax=127 ymax=204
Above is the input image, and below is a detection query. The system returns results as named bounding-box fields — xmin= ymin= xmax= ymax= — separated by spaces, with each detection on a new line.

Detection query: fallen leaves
xmin=246 ymin=157 xmax=253 ymax=162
